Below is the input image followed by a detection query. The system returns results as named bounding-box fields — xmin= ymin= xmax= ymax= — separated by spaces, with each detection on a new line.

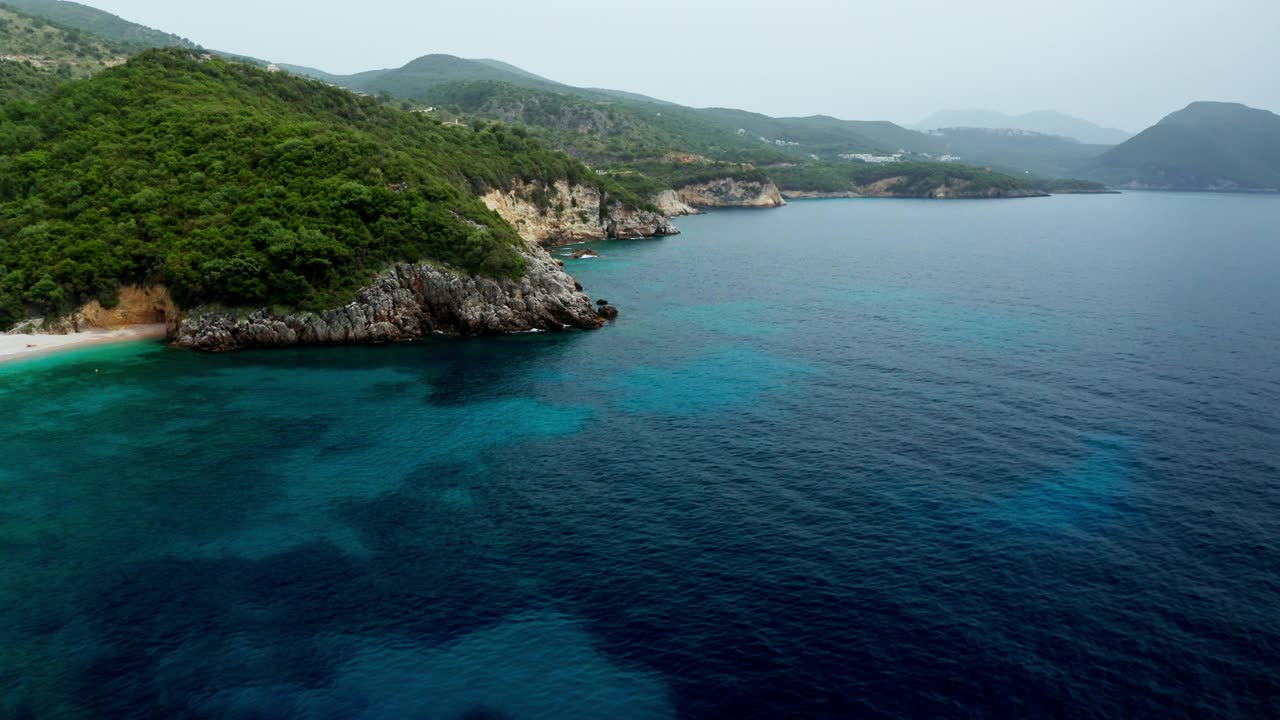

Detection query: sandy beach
xmin=0 ymin=324 xmax=167 ymax=364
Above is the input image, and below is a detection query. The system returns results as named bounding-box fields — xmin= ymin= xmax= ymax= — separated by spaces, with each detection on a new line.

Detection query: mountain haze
xmin=916 ymin=109 xmax=1131 ymax=145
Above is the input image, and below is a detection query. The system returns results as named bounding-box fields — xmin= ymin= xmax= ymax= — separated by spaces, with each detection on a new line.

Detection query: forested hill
xmin=0 ymin=49 xmax=644 ymax=328
xmin=310 ymin=55 xmax=1112 ymax=182
xmin=314 ymin=54 xmax=568 ymax=99
xmin=1 ymin=0 xmax=194 ymax=49
xmin=0 ymin=4 xmax=130 ymax=100
xmin=1093 ymin=102 xmax=1280 ymax=191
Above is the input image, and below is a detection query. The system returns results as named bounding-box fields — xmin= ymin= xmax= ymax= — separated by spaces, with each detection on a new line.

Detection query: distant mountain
xmin=927 ymin=127 xmax=1111 ymax=179
xmin=693 ymin=109 xmax=943 ymax=156
xmin=1092 ymin=102 xmax=1280 ymax=191
xmin=289 ymin=54 xmax=567 ymax=98
xmin=916 ymin=109 xmax=1131 ymax=145
xmin=1 ymin=0 xmax=194 ymax=49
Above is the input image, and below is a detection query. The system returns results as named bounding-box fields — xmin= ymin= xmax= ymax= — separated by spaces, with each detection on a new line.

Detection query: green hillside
xmin=0 ymin=4 xmax=131 ymax=100
xmin=768 ymin=161 xmax=1040 ymax=196
xmin=419 ymin=80 xmax=789 ymax=165
xmin=1093 ymin=102 xmax=1280 ymax=190
xmin=314 ymin=54 xmax=567 ymax=98
xmin=284 ymin=52 xmax=1125 ymax=184
xmin=694 ymin=108 xmax=943 ymax=156
xmin=1 ymin=0 xmax=194 ymax=49
xmin=0 ymin=49 xmax=645 ymax=328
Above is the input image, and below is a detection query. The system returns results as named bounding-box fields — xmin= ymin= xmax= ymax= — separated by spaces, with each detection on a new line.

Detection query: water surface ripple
xmin=2 ymin=193 xmax=1278 ymax=718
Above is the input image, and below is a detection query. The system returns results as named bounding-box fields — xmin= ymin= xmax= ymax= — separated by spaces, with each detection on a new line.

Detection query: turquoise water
xmin=2 ymin=193 xmax=1278 ymax=718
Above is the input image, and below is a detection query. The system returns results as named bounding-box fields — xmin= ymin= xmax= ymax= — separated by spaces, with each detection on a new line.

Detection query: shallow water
xmin=2 ymin=193 xmax=1278 ymax=718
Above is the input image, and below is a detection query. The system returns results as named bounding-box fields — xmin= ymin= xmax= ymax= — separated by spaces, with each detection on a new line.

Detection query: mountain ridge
xmin=916 ymin=108 xmax=1131 ymax=145
xmin=1092 ymin=101 xmax=1280 ymax=191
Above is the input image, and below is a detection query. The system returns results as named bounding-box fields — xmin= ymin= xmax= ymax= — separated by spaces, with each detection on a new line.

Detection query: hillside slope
xmin=0 ymin=4 xmax=129 ymax=100
xmin=297 ymin=53 xmax=1110 ymax=186
xmin=304 ymin=54 xmax=567 ymax=99
xmin=0 ymin=50 xmax=651 ymax=341
xmin=1 ymin=0 xmax=194 ymax=49
xmin=1093 ymin=102 xmax=1280 ymax=190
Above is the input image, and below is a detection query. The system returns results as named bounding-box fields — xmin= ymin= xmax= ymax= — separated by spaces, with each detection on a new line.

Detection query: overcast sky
xmin=87 ymin=0 xmax=1279 ymax=131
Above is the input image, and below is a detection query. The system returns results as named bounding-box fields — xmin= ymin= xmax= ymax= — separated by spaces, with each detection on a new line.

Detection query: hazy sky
xmin=88 ymin=0 xmax=1279 ymax=131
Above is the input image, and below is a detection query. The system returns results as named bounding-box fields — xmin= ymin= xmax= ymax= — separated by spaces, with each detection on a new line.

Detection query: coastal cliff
xmin=653 ymin=189 xmax=700 ymax=217
xmin=483 ymin=181 xmax=679 ymax=247
xmin=676 ymin=177 xmax=786 ymax=208
xmin=174 ymin=247 xmax=613 ymax=351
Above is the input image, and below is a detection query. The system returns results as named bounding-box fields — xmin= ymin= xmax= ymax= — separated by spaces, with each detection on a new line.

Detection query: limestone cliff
xmin=676 ymin=178 xmax=786 ymax=209
xmin=174 ymin=247 xmax=614 ymax=351
xmin=483 ymin=181 xmax=678 ymax=247
xmin=652 ymin=189 xmax=700 ymax=217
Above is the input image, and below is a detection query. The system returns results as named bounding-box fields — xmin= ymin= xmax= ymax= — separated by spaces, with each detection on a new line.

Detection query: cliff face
xmin=483 ymin=181 xmax=678 ymax=247
xmin=174 ymin=247 xmax=613 ymax=351
xmin=676 ymin=178 xmax=786 ymax=208
xmin=652 ymin=189 xmax=700 ymax=217
xmin=25 ymin=286 xmax=180 ymax=335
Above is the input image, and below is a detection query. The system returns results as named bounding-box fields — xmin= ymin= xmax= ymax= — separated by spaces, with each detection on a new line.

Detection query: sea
xmin=1 ymin=192 xmax=1277 ymax=719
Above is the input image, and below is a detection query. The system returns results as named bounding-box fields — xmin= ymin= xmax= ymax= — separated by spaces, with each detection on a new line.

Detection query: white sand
xmin=0 ymin=324 xmax=167 ymax=364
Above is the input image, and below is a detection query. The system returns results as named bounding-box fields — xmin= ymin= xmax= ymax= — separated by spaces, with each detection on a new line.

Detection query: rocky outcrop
xmin=40 ymin=286 xmax=180 ymax=335
xmin=173 ymin=247 xmax=611 ymax=351
xmin=676 ymin=178 xmax=786 ymax=208
xmin=483 ymin=180 xmax=678 ymax=247
xmin=652 ymin=189 xmax=700 ymax=217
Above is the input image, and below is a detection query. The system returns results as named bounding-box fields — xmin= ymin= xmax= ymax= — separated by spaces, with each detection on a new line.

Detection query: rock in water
xmin=174 ymin=247 xmax=604 ymax=351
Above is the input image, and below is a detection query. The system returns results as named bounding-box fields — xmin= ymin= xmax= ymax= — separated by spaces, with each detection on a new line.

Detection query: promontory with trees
xmin=16 ymin=0 xmax=1273 ymax=350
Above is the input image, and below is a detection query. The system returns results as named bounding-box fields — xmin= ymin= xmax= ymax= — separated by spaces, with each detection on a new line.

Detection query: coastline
xmin=0 ymin=324 xmax=167 ymax=365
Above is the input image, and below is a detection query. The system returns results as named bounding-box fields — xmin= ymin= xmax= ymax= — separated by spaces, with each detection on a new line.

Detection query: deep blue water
xmin=2 ymin=192 xmax=1279 ymax=719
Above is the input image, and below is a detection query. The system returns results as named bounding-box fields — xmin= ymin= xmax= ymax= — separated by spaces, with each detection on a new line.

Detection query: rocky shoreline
xmin=6 ymin=172 xmax=1072 ymax=355
xmin=174 ymin=248 xmax=616 ymax=351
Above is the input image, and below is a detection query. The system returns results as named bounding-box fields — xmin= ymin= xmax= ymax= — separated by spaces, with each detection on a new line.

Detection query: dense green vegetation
xmin=416 ymin=79 xmax=791 ymax=166
xmin=316 ymin=54 xmax=567 ymax=100
xmin=0 ymin=56 xmax=61 ymax=100
xmin=0 ymin=50 xmax=644 ymax=328
xmin=1036 ymin=178 xmax=1109 ymax=193
xmin=1093 ymin=102 xmax=1280 ymax=190
xmin=768 ymin=161 xmax=1035 ymax=196
xmin=294 ymin=53 xmax=1122 ymax=183
xmin=0 ymin=5 xmax=130 ymax=100
xmin=2 ymin=0 xmax=194 ymax=50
